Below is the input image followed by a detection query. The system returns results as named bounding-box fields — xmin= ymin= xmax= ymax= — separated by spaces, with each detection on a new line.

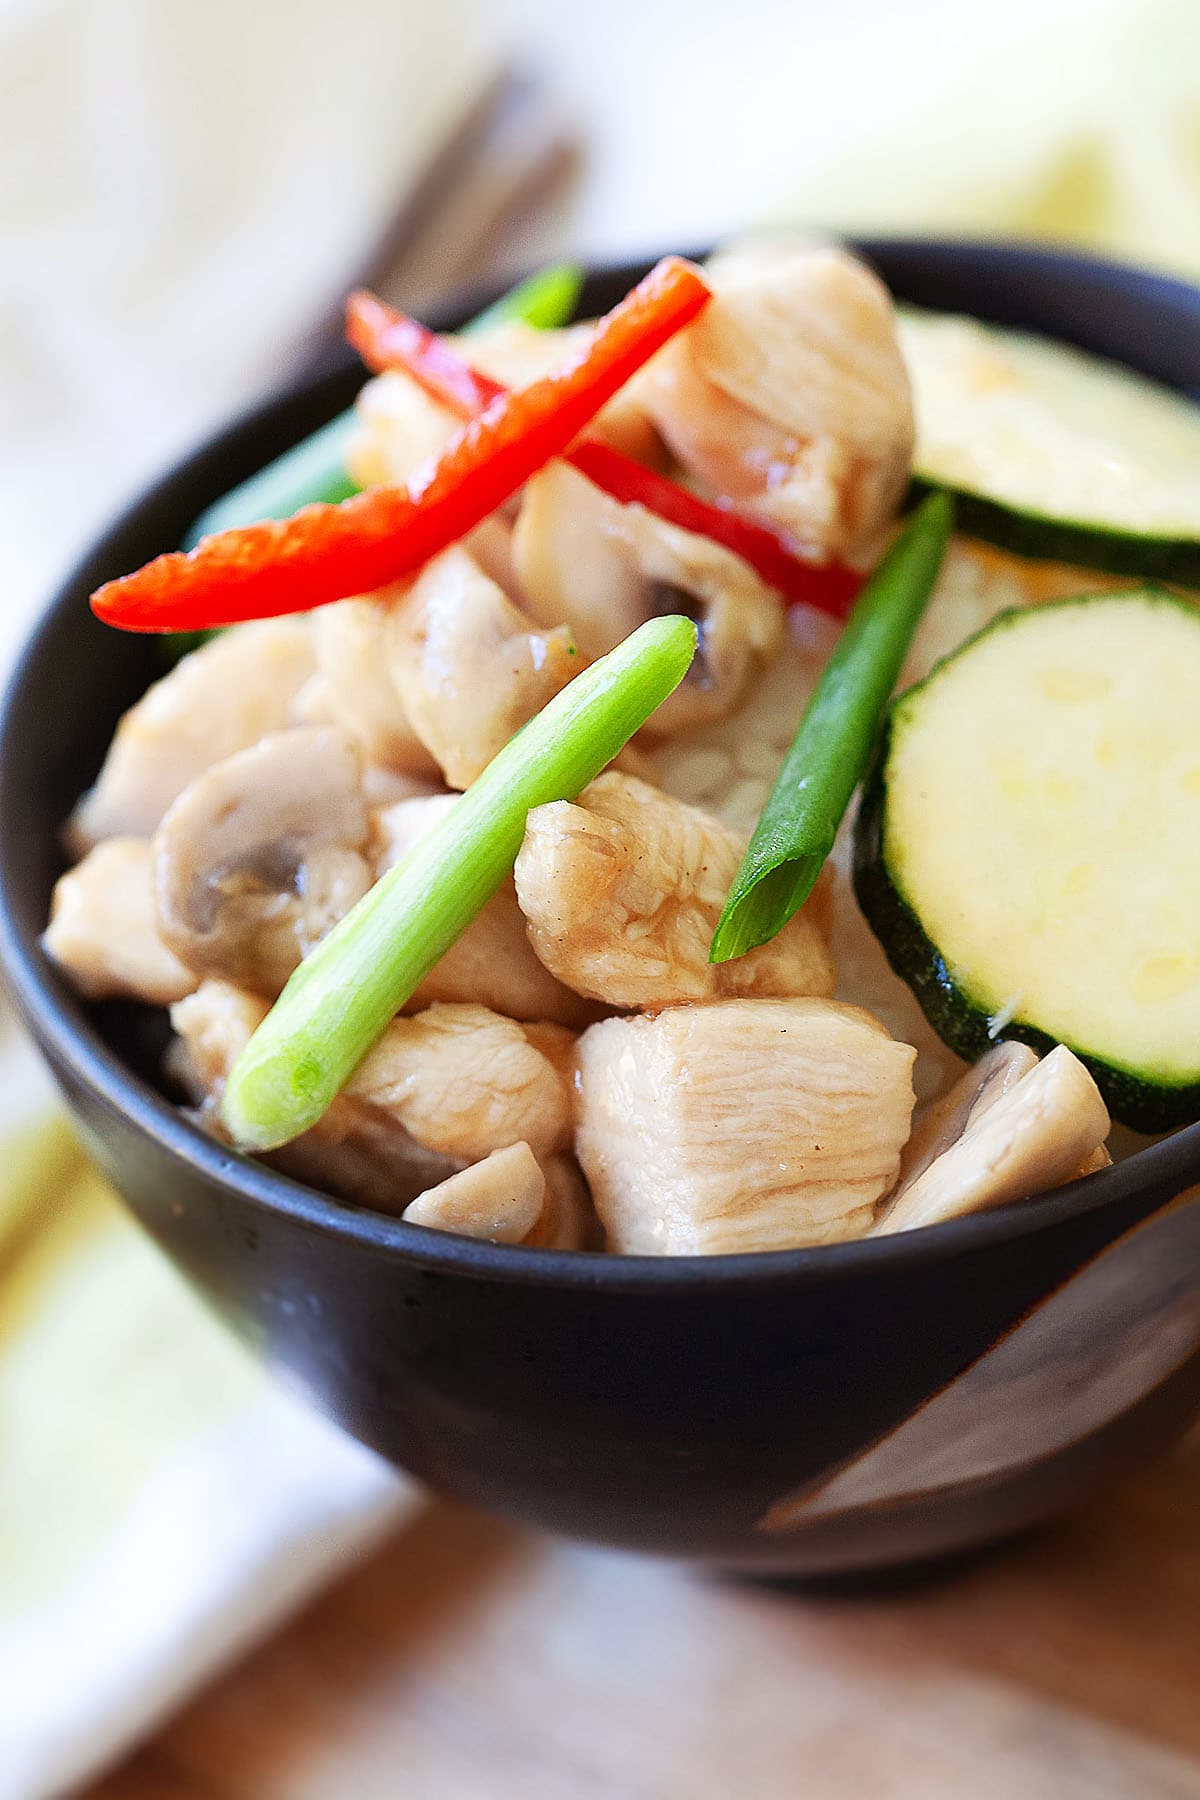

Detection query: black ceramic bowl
xmin=4 ymin=242 xmax=1200 ymax=1577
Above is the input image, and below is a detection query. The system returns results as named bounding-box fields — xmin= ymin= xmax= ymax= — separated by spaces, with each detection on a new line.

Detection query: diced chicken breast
xmin=154 ymin=728 xmax=373 ymax=997
xmin=347 ymin=1002 xmax=575 ymax=1165
xmin=525 ymin=1156 xmax=602 ymax=1251
xmin=514 ymin=771 xmax=834 ymax=1009
xmin=460 ymin=321 xmax=661 ymax=463
xmin=349 ymin=321 xmax=657 ymax=492
xmin=68 ymin=620 xmax=317 ymax=853
xmin=44 ymin=837 xmax=196 ymax=1005
xmin=170 ymin=981 xmax=457 ymax=1212
xmin=373 ymin=794 xmax=595 ymax=1027
xmin=576 ymin=998 xmax=916 ymax=1254
xmin=640 ymin=241 xmax=914 ymax=560
xmin=514 ymin=461 xmax=784 ymax=733
xmin=313 ymin=597 xmax=442 ymax=776
xmin=875 ymin=1044 xmax=1110 ymax=1236
xmin=348 ymin=372 xmax=459 ymax=489
xmin=402 ymin=1142 xmax=546 ymax=1244
xmin=387 ymin=545 xmax=579 ymax=788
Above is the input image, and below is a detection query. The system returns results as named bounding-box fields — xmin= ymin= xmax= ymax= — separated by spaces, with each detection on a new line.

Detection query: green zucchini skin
xmin=906 ymin=477 xmax=1200 ymax=589
xmin=852 ymin=630 xmax=1200 ymax=1137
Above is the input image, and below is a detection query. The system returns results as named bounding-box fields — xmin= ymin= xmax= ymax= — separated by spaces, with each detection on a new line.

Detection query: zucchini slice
xmin=898 ymin=308 xmax=1200 ymax=586
xmin=853 ymin=588 xmax=1200 ymax=1131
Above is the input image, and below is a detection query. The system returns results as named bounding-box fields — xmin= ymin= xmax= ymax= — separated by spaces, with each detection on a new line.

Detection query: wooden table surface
xmin=88 ymin=1431 xmax=1200 ymax=1800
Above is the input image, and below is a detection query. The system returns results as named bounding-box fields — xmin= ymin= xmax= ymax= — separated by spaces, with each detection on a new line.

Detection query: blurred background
xmin=2 ymin=0 xmax=1198 ymax=1794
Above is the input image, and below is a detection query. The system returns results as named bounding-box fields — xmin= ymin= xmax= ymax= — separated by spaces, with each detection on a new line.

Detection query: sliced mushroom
xmin=514 ymin=770 xmax=834 ymax=1009
xmin=170 ymin=981 xmax=457 ymax=1212
xmin=346 ymin=1002 xmax=575 ymax=1165
xmin=874 ymin=1044 xmax=1111 ymax=1237
xmin=402 ymin=1142 xmax=546 ymax=1244
xmin=154 ymin=727 xmax=372 ymax=996
xmin=68 ymin=619 xmax=316 ymax=853
xmin=514 ymin=460 xmax=783 ymax=734
xmin=44 ymin=837 xmax=197 ymax=1005
xmin=894 ymin=1041 xmax=1039 ymax=1193
xmin=372 ymin=794 xmax=595 ymax=1027
xmin=386 ymin=545 xmax=579 ymax=788
xmin=639 ymin=241 xmax=914 ymax=560
xmin=576 ymin=998 xmax=916 ymax=1254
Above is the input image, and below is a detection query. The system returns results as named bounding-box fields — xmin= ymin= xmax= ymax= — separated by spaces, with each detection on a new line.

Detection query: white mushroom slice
xmin=373 ymin=795 xmax=594 ymax=1027
xmin=894 ymin=1041 xmax=1040 ymax=1194
xmin=347 ymin=1002 xmax=575 ymax=1165
xmin=313 ymin=596 xmax=441 ymax=776
xmin=154 ymin=727 xmax=372 ymax=997
xmin=576 ymin=998 xmax=916 ymax=1255
xmin=640 ymin=242 xmax=914 ymax=560
xmin=402 ymin=1143 xmax=546 ymax=1244
xmin=387 ymin=545 xmax=579 ymax=788
xmin=170 ymin=981 xmax=457 ymax=1212
xmin=514 ymin=461 xmax=783 ymax=734
xmin=44 ymin=837 xmax=197 ymax=1005
xmin=68 ymin=619 xmax=317 ymax=853
xmin=514 ymin=771 xmax=834 ymax=1009
xmin=875 ymin=1045 xmax=1111 ymax=1237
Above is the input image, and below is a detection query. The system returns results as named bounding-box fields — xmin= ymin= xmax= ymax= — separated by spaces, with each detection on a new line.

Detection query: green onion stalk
xmin=709 ymin=491 xmax=953 ymax=963
xmin=222 ymin=614 xmax=697 ymax=1153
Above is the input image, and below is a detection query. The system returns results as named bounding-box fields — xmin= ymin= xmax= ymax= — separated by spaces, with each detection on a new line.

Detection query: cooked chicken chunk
xmin=640 ymin=241 xmax=913 ymax=560
xmin=387 ymin=546 xmax=579 ymax=788
xmin=68 ymin=620 xmax=316 ymax=853
xmin=44 ymin=837 xmax=197 ymax=1005
xmin=525 ymin=1157 xmax=602 ymax=1251
xmin=515 ymin=771 xmax=833 ymax=1009
xmin=577 ymin=998 xmax=916 ymax=1254
xmin=514 ymin=461 xmax=783 ymax=733
xmin=402 ymin=1142 xmax=546 ymax=1244
xmin=460 ymin=321 xmax=661 ymax=463
xmin=154 ymin=728 xmax=372 ymax=997
xmin=350 ymin=321 xmax=658 ymax=489
xmin=346 ymin=1003 xmax=574 ymax=1165
xmin=170 ymin=981 xmax=456 ymax=1211
xmin=313 ymin=597 xmax=441 ymax=776
xmin=373 ymin=795 xmax=594 ymax=1027
xmin=875 ymin=1044 xmax=1110 ymax=1236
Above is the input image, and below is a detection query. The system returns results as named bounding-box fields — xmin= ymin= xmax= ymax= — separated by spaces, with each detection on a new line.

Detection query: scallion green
xmin=221 ymin=614 xmax=698 ymax=1152
xmin=462 ymin=262 xmax=584 ymax=336
xmin=709 ymin=491 xmax=953 ymax=964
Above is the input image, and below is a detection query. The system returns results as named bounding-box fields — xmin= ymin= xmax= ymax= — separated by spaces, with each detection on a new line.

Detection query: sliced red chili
xmin=92 ymin=257 xmax=711 ymax=632
xmin=347 ymin=291 xmax=863 ymax=620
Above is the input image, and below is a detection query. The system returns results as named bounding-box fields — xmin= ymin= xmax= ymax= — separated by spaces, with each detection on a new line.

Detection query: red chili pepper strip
xmin=346 ymin=291 xmax=862 ymax=620
xmin=345 ymin=290 xmax=506 ymax=416
xmin=92 ymin=257 xmax=711 ymax=632
xmin=564 ymin=441 xmax=862 ymax=616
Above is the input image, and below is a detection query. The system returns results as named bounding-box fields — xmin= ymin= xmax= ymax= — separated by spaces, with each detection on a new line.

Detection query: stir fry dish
xmin=45 ymin=242 xmax=1200 ymax=1255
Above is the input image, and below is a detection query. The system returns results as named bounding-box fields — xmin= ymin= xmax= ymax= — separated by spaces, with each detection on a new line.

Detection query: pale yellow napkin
xmin=2 ymin=0 xmax=1197 ymax=1795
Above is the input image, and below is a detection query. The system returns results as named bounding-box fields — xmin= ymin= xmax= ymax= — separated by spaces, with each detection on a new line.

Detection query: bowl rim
xmin=4 ymin=234 xmax=1200 ymax=1293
